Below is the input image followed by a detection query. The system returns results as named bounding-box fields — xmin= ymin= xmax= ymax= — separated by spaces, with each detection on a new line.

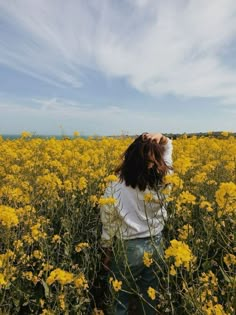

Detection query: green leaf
xmin=219 ymin=266 xmax=231 ymax=283
xmin=41 ymin=279 xmax=50 ymax=298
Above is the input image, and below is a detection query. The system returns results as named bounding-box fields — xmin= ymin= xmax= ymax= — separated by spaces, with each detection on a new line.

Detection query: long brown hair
xmin=116 ymin=133 xmax=171 ymax=191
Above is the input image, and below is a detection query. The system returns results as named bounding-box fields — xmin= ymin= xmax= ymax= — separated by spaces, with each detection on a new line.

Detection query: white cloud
xmin=1 ymin=0 xmax=236 ymax=103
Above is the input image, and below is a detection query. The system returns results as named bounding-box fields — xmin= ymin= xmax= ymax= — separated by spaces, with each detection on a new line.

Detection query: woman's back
xmin=101 ymin=180 xmax=168 ymax=241
xmin=101 ymin=136 xmax=173 ymax=244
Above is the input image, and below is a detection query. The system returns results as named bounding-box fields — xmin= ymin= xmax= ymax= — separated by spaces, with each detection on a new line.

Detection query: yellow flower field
xmin=0 ymin=133 xmax=235 ymax=314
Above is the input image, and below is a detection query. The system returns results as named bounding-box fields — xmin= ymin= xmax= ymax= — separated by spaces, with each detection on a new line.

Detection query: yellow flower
xmin=51 ymin=234 xmax=61 ymax=243
xmin=90 ymin=195 xmax=98 ymax=206
xmin=104 ymin=175 xmax=118 ymax=182
xmin=164 ymin=173 xmax=183 ymax=189
xmin=0 ymin=273 xmax=7 ymax=286
xmin=174 ymin=157 xmax=192 ymax=175
xmin=200 ymin=271 xmax=218 ymax=289
xmin=191 ymin=172 xmax=207 ymax=183
xmin=165 ymin=239 xmax=196 ymax=271
xmin=31 ymin=223 xmax=47 ymax=241
xmin=213 ymin=304 xmax=228 ymax=315
xmin=75 ymin=242 xmax=90 ymax=253
xmin=109 ymin=277 xmax=122 ymax=292
xmin=200 ymin=201 xmax=213 ymax=212
xmin=206 ymin=180 xmax=217 ymax=186
xmin=215 ymin=182 xmax=236 ymax=215
xmin=112 ymin=279 xmax=122 ymax=292
xmin=202 ymin=300 xmax=228 ymax=315
xmin=223 ymin=253 xmax=236 ymax=267
xmin=46 ymin=268 xmax=74 ymax=286
xmin=178 ymin=224 xmax=194 ymax=241
xmin=58 ymin=294 xmax=66 ymax=311
xmin=144 ymin=193 xmax=154 ymax=202
xmin=0 ymin=250 xmax=15 ymax=266
xmin=22 ymin=271 xmax=32 ymax=280
xmin=22 ymin=234 xmax=34 ymax=245
xmin=0 ymin=205 xmax=19 ymax=228
xmin=42 ymin=262 xmax=54 ymax=271
xmin=21 ymin=131 xmax=32 ymax=138
xmin=78 ymin=177 xmax=87 ymax=190
xmin=13 ymin=240 xmax=23 ymax=250
xmin=22 ymin=271 xmax=39 ymax=285
xmin=169 ymin=264 xmax=177 ymax=276
xmin=177 ymin=191 xmax=196 ymax=205
xmin=74 ymin=273 xmax=89 ymax=290
xmin=199 ymin=289 xmax=211 ymax=303
xmin=33 ymin=250 xmax=44 ymax=260
xmin=63 ymin=179 xmax=73 ymax=192
xmin=98 ymin=197 xmax=116 ymax=205
xmin=147 ymin=286 xmax=156 ymax=300
xmin=143 ymin=251 xmax=153 ymax=267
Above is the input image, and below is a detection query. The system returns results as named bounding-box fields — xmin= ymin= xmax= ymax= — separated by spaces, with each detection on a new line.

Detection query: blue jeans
xmin=109 ymin=234 xmax=163 ymax=315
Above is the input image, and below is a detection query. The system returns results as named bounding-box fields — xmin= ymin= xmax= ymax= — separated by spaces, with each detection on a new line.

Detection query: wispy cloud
xmin=0 ymin=97 xmax=122 ymax=115
xmin=0 ymin=97 xmax=163 ymax=135
xmin=1 ymin=0 xmax=236 ymax=103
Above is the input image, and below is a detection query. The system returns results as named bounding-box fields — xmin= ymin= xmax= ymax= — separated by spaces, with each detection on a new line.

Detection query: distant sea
xmin=1 ymin=134 xmax=89 ymax=140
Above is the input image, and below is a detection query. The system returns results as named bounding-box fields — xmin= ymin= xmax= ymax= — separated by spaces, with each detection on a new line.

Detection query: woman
xmin=100 ymin=132 xmax=173 ymax=315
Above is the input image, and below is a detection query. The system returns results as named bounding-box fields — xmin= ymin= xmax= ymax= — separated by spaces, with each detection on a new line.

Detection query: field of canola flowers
xmin=0 ymin=132 xmax=235 ymax=315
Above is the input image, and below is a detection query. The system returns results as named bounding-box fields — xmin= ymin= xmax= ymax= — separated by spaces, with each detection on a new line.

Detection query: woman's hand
xmin=146 ymin=133 xmax=168 ymax=144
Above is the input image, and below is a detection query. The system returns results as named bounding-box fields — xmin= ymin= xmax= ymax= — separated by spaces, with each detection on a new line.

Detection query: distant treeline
xmin=115 ymin=131 xmax=236 ymax=140
xmin=165 ymin=131 xmax=236 ymax=139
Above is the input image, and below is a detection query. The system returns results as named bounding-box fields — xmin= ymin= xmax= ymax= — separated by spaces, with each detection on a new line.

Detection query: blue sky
xmin=0 ymin=0 xmax=236 ymax=136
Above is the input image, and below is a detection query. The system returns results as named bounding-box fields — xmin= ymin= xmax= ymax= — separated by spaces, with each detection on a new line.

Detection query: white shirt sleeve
xmin=100 ymin=183 xmax=119 ymax=247
xmin=163 ymin=138 xmax=173 ymax=169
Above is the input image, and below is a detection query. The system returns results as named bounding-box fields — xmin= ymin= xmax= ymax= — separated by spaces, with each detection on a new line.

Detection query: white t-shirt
xmin=100 ymin=139 xmax=173 ymax=247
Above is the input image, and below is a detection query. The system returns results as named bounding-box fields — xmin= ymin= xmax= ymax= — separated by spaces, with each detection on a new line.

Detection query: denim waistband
xmin=122 ymin=232 xmax=162 ymax=243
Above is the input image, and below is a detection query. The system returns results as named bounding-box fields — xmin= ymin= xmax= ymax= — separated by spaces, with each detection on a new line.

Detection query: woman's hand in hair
xmin=146 ymin=133 xmax=168 ymax=144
